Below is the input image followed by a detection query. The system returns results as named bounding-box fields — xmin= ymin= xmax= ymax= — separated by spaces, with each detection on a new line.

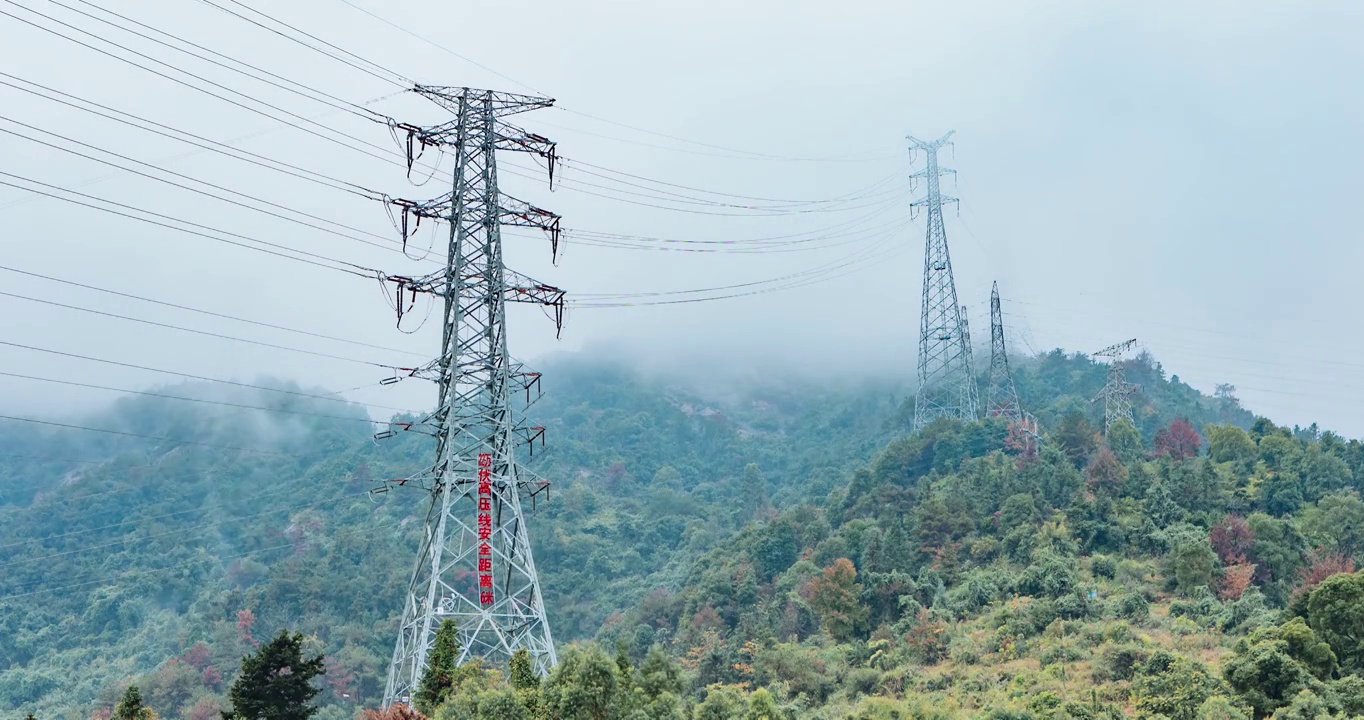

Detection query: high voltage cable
xmin=0 ymin=173 xmax=379 ymax=276
xmin=4 ymin=68 xmax=897 ymax=243
xmin=572 ymin=223 xmax=911 ymax=306
xmin=0 ymin=73 xmax=397 ymax=204
xmin=0 ymin=2 xmax=420 ymax=171
xmin=539 ymin=115 xmax=897 ymax=163
xmin=563 ymin=159 xmax=902 ymax=205
xmin=0 ymin=264 xmax=426 ymax=358
xmin=0 ymin=118 xmax=424 ymax=258
xmin=49 ymin=0 xmax=392 ymax=120
xmin=563 ymin=208 xmax=907 ymax=254
xmin=24 ymin=0 xmax=906 ymax=212
xmin=5 ymin=6 xmax=891 ymax=226
xmin=325 ymin=0 xmax=892 ymax=162
xmin=0 ymin=371 xmax=388 ymax=426
xmin=0 ymin=414 xmax=301 ymax=458
xmin=991 ymin=308 xmax=1364 ymax=396
xmin=553 ymin=161 xmax=905 ymax=211
xmin=0 ymin=339 xmax=420 ymax=414
xmin=574 ymin=220 xmax=910 ymax=299
xmin=0 ymin=289 xmax=404 ymax=369
xmin=573 ymin=239 xmax=914 ymax=309
xmin=196 ymin=0 xmax=411 ymax=87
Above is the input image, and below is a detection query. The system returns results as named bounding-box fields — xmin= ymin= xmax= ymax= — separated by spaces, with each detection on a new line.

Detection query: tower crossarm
xmin=412 ymin=85 xmax=555 ymax=117
xmin=383 ymin=192 xmax=561 ymax=260
xmin=1092 ymin=338 xmax=1137 ymax=359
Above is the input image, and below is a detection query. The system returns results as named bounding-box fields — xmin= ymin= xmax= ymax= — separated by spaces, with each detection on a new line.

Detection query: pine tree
xmin=414 ymin=618 xmax=461 ymax=714
xmin=222 ymin=630 xmax=325 ymax=720
xmin=113 ymin=685 xmax=157 ymax=720
xmin=509 ymin=649 xmax=539 ymax=692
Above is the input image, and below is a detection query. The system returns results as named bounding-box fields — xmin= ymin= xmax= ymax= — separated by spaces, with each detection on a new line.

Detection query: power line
xmin=0 ymin=264 xmax=425 ymax=358
xmin=330 ymin=0 xmax=539 ymax=93
xmin=51 ymin=0 xmax=391 ymax=120
xmin=572 ymin=225 xmax=911 ymax=307
xmin=0 ymin=370 xmax=385 ymax=425
xmin=573 ymin=220 xmax=909 ymax=300
xmin=0 ymin=72 xmax=398 ymax=206
xmin=0 ymin=172 xmax=378 ymax=276
xmin=195 ymin=0 xmax=411 ymax=87
xmin=0 ymin=288 xmax=402 ymax=369
xmin=0 ymin=117 xmax=424 ymax=258
xmin=563 ymin=159 xmax=903 ymax=205
xmin=0 ymin=2 xmax=416 ymax=171
xmin=0 ymin=414 xmax=300 ymax=458
xmin=10 ymin=1 xmax=897 ymax=229
xmin=0 ymin=338 xmax=419 ymax=414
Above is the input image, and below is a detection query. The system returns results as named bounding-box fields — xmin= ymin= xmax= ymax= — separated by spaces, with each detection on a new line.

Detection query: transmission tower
xmin=985 ymin=282 xmax=1022 ymax=422
xmin=374 ymin=86 xmax=564 ymax=706
xmin=985 ymin=282 xmax=1041 ymax=453
xmin=909 ymin=131 xmax=979 ymax=431
xmin=1092 ymin=338 xmax=1140 ymax=431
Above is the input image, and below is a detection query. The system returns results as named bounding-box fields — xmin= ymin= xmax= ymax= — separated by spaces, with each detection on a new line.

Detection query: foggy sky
xmin=1 ymin=1 xmax=1362 ymax=436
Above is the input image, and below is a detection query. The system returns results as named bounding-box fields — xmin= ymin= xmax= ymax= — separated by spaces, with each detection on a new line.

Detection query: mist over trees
xmin=7 ymin=350 xmax=1364 ymax=718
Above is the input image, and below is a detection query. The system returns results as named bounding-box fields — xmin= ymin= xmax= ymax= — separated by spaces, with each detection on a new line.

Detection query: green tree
xmin=1165 ymin=524 xmax=1218 ymax=595
xmin=415 ymin=619 xmax=462 ymax=715
xmin=742 ymin=463 xmax=770 ymax=520
xmin=745 ymin=688 xmax=781 ymax=720
xmin=509 ymin=649 xmax=539 ymax=692
xmin=637 ymin=645 xmax=684 ymax=699
xmin=1196 ymin=696 xmax=1250 ymax=720
xmin=1054 ymin=412 xmax=1099 ymax=468
xmin=114 ymin=685 xmax=157 ymax=720
xmin=541 ymin=645 xmax=621 ymax=720
xmin=1306 ymin=571 xmax=1364 ymax=674
xmin=1133 ymin=652 xmax=1223 ymax=720
xmin=1269 ymin=690 xmax=1335 ymax=720
xmin=1223 ymin=619 xmax=1335 ymax=716
xmin=1107 ymin=417 xmax=1144 ymax=465
xmin=1207 ymin=425 xmax=1258 ymax=468
xmin=222 ymin=630 xmax=325 ymax=720
xmin=695 ymin=684 xmax=747 ymax=720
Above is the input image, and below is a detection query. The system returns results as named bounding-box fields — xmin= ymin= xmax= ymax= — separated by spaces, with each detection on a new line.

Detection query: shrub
xmin=1091 ymin=555 xmax=1118 ymax=580
xmin=948 ymin=634 xmax=981 ymax=665
xmin=1039 ymin=643 xmax=1083 ymax=668
xmin=1103 ymin=622 xmax=1137 ymax=645
xmin=1113 ymin=592 xmax=1149 ymax=623
xmin=842 ymin=667 xmax=881 ymax=699
xmin=1093 ymin=644 xmax=1148 ymax=683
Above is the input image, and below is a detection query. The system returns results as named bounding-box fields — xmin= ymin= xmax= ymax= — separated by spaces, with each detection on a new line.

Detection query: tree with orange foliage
xmin=807 ymin=558 xmax=868 ymax=641
xmin=1219 ymin=563 xmax=1257 ymax=601
xmin=1295 ymin=548 xmax=1356 ymax=598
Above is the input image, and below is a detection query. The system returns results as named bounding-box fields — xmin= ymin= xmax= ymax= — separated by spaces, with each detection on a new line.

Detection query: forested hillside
xmin=11 ymin=349 xmax=1364 ymax=720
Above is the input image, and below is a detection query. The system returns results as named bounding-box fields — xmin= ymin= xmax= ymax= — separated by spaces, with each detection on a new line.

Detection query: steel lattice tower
xmin=377 ymin=87 xmax=563 ymax=706
xmin=985 ymin=282 xmax=1023 ymax=422
xmin=1092 ymin=339 xmax=1140 ymax=431
xmin=909 ymin=131 xmax=979 ymax=432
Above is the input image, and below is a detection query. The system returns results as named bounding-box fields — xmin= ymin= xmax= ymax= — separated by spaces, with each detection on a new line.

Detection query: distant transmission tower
xmin=909 ymin=131 xmax=979 ymax=431
xmin=986 ymin=282 xmax=1040 ymax=450
xmin=375 ymin=87 xmax=564 ymax=706
xmin=1092 ymin=339 xmax=1140 ymax=431
xmin=985 ymin=282 xmax=1022 ymax=422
